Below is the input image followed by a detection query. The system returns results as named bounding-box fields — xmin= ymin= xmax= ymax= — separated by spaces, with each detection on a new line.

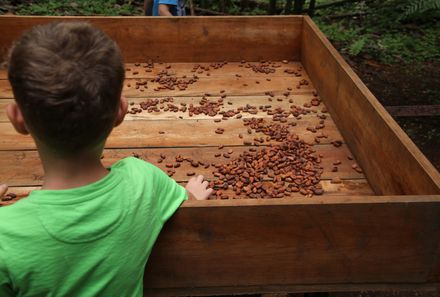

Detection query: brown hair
xmin=8 ymin=22 xmax=125 ymax=156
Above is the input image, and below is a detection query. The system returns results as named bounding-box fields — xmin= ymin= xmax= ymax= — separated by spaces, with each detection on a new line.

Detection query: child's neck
xmin=39 ymin=152 xmax=109 ymax=191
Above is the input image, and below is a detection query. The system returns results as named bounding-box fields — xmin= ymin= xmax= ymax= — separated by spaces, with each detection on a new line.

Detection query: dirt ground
xmin=346 ymin=58 xmax=440 ymax=171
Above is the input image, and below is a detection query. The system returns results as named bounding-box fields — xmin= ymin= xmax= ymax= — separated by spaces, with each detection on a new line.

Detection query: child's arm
xmin=185 ymin=175 xmax=213 ymax=200
xmin=158 ymin=4 xmax=173 ymax=16
xmin=145 ymin=161 xmax=212 ymax=223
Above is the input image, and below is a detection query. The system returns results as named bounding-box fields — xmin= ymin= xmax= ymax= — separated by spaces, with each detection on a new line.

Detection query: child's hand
xmin=0 ymin=184 xmax=8 ymax=198
xmin=185 ymin=175 xmax=213 ymax=200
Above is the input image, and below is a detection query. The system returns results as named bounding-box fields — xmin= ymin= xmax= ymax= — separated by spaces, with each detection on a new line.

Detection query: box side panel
xmin=144 ymin=197 xmax=440 ymax=295
xmin=300 ymin=17 xmax=440 ymax=195
xmin=0 ymin=16 xmax=302 ymax=63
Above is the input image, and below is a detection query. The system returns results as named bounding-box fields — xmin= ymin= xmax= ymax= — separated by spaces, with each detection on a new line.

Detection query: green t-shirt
xmin=0 ymin=157 xmax=187 ymax=297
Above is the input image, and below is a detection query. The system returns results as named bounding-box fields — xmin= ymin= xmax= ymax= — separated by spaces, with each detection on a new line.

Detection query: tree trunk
xmin=143 ymin=0 xmax=154 ymax=16
xmin=188 ymin=0 xmax=195 ymax=15
xmin=308 ymin=0 xmax=316 ymax=16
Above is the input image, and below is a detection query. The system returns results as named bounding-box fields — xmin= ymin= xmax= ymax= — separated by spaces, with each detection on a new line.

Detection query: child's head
xmin=7 ymin=22 xmax=126 ymax=157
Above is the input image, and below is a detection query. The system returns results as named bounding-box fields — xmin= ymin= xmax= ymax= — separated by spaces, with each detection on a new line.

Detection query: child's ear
xmin=6 ymin=103 xmax=29 ymax=135
xmin=114 ymin=96 xmax=128 ymax=127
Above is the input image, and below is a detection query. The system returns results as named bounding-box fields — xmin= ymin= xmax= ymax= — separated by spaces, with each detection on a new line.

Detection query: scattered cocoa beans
xmin=1 ymin=193 xmax=16 ymax=202
xmin=122 ymin=61 xmax=365 ymax=200
xmin=332 ymin=140 xmax=343 ymax=147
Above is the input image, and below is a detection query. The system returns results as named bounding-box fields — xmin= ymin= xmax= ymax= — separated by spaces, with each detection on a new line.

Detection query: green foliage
xmin=348 ymin=36 xmax=367 ymax=56
xmin=377 ymin=30 xmax=440 ymax=63
xmin=402 ymin=0 xmax=440 ymax=19
xmin=314 ymin=0 xmax=440 ymax=64
xmin=318 ymin=19 xmax=440 ymax=63
xmin=15 ymin=0 xmax=142 ymax=16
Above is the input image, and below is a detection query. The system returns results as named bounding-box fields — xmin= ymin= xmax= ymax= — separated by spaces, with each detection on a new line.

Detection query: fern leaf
xmin=403 ymin=0 xmax=440 ymax=19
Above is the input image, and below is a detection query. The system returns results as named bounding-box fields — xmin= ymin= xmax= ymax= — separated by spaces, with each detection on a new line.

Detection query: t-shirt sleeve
xmin=151 ymin=163 xmax=188 ymax=224
xmin=158 ymin=0 xmax=178 ymax=6
xmin=0 ymin=255 xmax=13 ymax=296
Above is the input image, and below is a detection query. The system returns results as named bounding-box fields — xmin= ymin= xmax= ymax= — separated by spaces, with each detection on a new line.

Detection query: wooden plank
xmin=0 ymin=100 xmax=10 ymax=122
xmin=0 ymin=79 xmax=12 ymax=98
xmin=300 ymin=16 xmax=440 ymax=195
xmin=0 ymin=76 xmax=313 ymax=99
xmin=124 ymin=61 xmax=307 ymax=79
xmin=0 ymin=61 xmax=307 ymax=80
xmin=0 ymin=145 xmax=365 ymax=187
xmin=0 ymin=179 xmax=373 ymax=207
xmin=385 ymin=105 xmax=440 ymax=117
xmin=148 ymin=283 xmax=440 ymax=296
xmin=0 ymin=16 xmax=303 ymax=63
xmin=140 ymin=196 xmax=440 ymax=295
xmin=0 ymin=118 xmax=343 ymax=150
xmin=0 ymin=95 xmax=326 ymax=122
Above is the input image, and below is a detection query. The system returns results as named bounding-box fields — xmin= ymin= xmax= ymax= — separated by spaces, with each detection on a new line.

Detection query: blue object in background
xmin=153 ymin=0 xmax=186 ymax=16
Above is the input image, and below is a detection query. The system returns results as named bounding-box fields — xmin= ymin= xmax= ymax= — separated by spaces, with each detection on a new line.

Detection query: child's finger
xmin=206 ymin=188 xmax=213 ymax=197
xmin=196 ymin=175 xmax=204 ymax=183
xmin=0 ymin=184 xmax=8 ymax=197
xmin=202 ymin=180 xmax=209 ymax=188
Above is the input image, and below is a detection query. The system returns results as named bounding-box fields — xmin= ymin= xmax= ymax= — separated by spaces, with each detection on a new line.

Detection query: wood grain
xmin=0 ymin=117 xmax=343 ymax=150
xmin=0 ymin=145 xmax=365 ymax=187
xmin=301 ymin=16 xmax=440 ymax=195
xmin=0 ymin=95 xmax=324 ymax=122
xmin=0 ymin=15 xmax=439 ymax=295
xmin=140 ymin=195 xmax=440 ymax=295
xmin=0 ymin=16 xmax=303 ymax=63
xmin=0 ymin=61 xmax=307 ymax=80
xmin=0 ymin=76 xmax=313 ymax=99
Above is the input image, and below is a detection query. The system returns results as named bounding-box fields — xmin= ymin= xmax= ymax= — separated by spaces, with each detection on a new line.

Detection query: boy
xmin=0 ymin=22 xmax=211 ymax=296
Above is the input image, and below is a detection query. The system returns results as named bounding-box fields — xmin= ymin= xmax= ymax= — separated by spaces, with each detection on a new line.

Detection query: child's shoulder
xmin=0 ymin=198 xmax=31 ymax=217
xmin=0 ymin=199 xmax=35 ymax=235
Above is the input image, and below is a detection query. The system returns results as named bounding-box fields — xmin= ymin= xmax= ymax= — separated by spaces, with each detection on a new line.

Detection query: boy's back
xmin=0 ymin=22 xmax=211 ymax=296
xmin=0 ymin=158 xmax=187 ymax=296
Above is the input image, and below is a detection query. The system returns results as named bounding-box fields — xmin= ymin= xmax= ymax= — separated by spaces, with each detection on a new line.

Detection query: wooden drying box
xmin=0 ymin=15 xmax=439 ymax=296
